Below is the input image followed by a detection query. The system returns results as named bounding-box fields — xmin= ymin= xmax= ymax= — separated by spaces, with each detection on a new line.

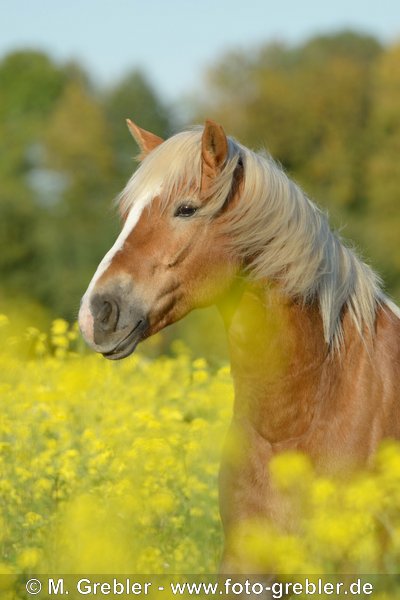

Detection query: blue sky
xmin=1 ymin=0 xmax=399 ymax=102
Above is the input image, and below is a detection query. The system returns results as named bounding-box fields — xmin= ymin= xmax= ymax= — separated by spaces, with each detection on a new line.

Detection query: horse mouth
xmin=102 ymin=319 xmax=148 ymax=360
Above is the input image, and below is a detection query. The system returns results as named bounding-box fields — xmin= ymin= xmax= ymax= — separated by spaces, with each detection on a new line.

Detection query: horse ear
xmin=126 ymin=119 xmax=164 ymax=158
xmin=201 ymin=119 xmax=228 ymax=190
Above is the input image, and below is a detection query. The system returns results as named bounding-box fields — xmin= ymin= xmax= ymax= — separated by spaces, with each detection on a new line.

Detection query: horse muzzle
xmin=79 ymin=290 xmax=149 ymax=360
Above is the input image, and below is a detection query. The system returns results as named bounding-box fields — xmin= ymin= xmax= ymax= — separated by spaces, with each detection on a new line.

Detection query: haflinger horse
xmin=79 ymin=119 xmax=400 ymax=574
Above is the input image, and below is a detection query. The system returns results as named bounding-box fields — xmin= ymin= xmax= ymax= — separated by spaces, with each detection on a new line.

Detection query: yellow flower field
xmin=1 ymin=314 xmax=400 ymax=598
xmin=0 ymin=316 xmax=231 ymax=577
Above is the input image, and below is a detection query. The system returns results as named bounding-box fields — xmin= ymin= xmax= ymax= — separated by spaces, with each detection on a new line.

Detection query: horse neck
xmin=220 ymin=281 xmax=331 ymax=443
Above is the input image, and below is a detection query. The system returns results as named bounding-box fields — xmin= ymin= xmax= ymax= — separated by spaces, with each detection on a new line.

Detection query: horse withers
xmin=79 ymin=119 xmax=400 ymax=573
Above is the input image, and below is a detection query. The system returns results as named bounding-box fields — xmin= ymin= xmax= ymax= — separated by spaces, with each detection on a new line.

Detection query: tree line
xmin=0 ymin=30 xmax=399 ymax=320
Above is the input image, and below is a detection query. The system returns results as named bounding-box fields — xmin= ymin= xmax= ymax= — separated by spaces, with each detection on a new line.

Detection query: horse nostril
xmin=91 ymin=295 xmax=120 ymax=333
xmin=99 ymin=301 xmax=112 ymax=324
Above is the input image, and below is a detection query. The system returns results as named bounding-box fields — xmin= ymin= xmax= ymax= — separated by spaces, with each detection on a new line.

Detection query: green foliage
xmin=196 ymin=32 xmax=400 ymax=303
xmin=363 ymin=44 xmax=400 ymax=297
xmin=199 ymin=32 xmax=381 ymax=208
xmin=36 ymin=78 xmax=118 ymax=315
xmin=104 ymin=69 xmax=172 ymax=183
xmin=0 ymin=50 xmax=66 ymax=124
xmin=0 ymin=32 xmax=399 ymax=328
xmin=0 ymin=51 xmax=173 ymax=318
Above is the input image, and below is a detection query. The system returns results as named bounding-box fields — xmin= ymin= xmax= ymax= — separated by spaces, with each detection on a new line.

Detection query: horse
xmin=79 ymin=119 xmax=400 ymax=574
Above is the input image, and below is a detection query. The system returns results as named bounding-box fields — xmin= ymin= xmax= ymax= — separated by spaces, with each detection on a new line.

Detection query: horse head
xmin=79 ymin=120 xmax=243 ymax=359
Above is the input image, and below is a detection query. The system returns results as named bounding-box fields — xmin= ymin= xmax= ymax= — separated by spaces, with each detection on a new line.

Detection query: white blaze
xmin=78 ymin=187 xmax=159 ymax=344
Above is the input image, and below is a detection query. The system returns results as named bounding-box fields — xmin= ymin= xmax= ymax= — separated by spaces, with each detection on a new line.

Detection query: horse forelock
xmin=116 ymin=125 xmax=385 ymax=350
xmin=117 ymin=128 xmax=242 ymax=219
xmin=117 ymin=130 xmax=202 ymax=219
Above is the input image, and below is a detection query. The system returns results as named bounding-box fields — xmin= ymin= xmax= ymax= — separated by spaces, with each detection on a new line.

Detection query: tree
xmin=104 ymin=70 xmax=173 ymax=183
xmin=363 ymin=43 xmax=400 ymax=297
xmin=0 ymin=51 xmax=174 ymax=317
xmin=35 ymin=77 xmax=118 ymax=315
xmin=191 ymin=32 xmax=400 ymax=303
xmin=197 ymin=32 xmax=382 ymax=216
xmin=0 ymin=51 xmax=118 ymax=316
xmin=0 ymin=51 xmax=67 ymax=308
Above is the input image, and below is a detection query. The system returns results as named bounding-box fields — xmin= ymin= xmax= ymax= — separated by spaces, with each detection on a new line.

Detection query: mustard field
xmin=1 ymin=314 xmax=400 ymax=598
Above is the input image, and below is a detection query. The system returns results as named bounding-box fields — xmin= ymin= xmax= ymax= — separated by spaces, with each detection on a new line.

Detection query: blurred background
xmin=1 ymin=0 xmax=399 ymax=358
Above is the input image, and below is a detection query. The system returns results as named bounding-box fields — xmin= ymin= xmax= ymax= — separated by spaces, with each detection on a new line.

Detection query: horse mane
xmin=119 ymin=127 xmax=383 ymax=350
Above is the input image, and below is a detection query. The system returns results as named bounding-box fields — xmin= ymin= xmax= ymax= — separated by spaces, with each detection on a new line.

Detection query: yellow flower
xmin=192 ymin=358 xmax=207 ymax=370
xmin=269 ymin=450 xmax=313 ymax=491
xmin=52 ymin=335 xmax=69 ymax=348
xmin=193 ymin=369 xmax=208 ymax=383
xmin=17 ymin=548 xmax=41 ymax=570
xmin=51 ymin=318 xmax=69 ymax=335
xmin=23 ymin=512 xmax=42 ymax=527
xmin=149 ymin=491 xmax=176 ymax=514
xmin=311 ymin=477 xmax=337 ymax=507
xmin=2 ymin=310 xmax=400 ymax=582
xmin=0 ymin=314 xmax=9 ymax=327
xmin=345 ymin=476 xmax=384 ymax=512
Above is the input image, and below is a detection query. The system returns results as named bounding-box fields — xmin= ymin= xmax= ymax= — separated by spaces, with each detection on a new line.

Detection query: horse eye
xmin=174 ymin=204 xmax=198 ymax=218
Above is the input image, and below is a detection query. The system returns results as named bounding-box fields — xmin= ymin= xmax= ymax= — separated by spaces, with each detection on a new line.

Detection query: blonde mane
xmin=119 ymin=127 xmax=383 ymax=349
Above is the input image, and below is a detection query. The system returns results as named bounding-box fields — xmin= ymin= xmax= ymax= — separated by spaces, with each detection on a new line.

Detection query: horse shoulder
xmin=373 ymin=303 xmax=400 ymax=431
